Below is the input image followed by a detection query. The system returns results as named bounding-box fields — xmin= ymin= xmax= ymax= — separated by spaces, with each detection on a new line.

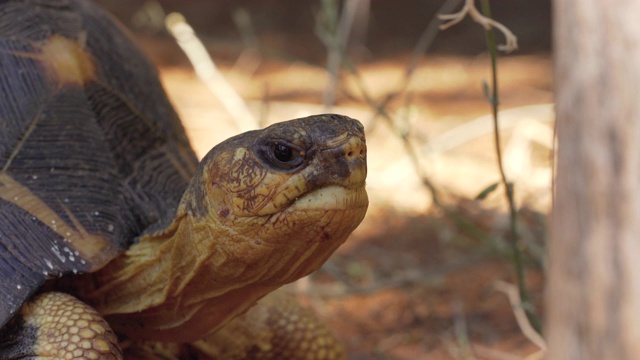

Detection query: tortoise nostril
xmin=341 ymin=136 xmax=366 ymax=162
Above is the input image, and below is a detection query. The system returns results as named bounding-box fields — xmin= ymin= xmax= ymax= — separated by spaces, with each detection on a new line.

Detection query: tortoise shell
xmin=0 ymin=0 xmax=198 ymax=327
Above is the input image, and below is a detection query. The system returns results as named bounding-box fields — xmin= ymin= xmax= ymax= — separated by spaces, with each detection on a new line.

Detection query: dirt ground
xmin=101 ymin=1 xmax=553 ymax=359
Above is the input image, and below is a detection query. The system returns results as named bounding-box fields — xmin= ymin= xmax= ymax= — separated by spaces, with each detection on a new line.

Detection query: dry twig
xmin=438 ymin=0 xmax=518 ymax=53
xmin=165 ymin=12 xmax=258 ymax=132
xmin=493 ymin=281 xmax=546 ymax=352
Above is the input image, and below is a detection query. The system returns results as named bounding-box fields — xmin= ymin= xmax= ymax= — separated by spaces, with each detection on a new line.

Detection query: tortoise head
xmin=184 ymin=114 xmax=368 ymax=281
xmin=91 ymin=114 xmax=367 ymax=341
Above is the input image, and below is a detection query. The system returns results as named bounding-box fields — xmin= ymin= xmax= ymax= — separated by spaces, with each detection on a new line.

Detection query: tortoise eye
xmin=258 ymin=141 xmax=305 ymax=171
xmin=270 ymin=142 xmax=304 ymax=168
xmin=273 ymin=143 xmax=294 ymax=162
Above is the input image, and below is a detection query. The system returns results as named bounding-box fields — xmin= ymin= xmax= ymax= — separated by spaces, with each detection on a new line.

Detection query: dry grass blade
xmin=165 ymin=12 xmax=258 ymax=132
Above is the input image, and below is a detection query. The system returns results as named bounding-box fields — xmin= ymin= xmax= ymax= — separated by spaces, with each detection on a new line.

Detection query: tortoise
xmin=0 ymin=0 xmax=368 ymax=359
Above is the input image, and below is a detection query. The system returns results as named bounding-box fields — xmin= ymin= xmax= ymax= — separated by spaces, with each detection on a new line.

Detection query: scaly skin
xmin=81 ymin=115 xmax=368 ymax=342
xmin=193 ymin=291 xmax=346 ymax=360
xmin=124 ymin=291 xmax=347 ymax=360
xmin=0 ymin=292 xmax=122 ymax=360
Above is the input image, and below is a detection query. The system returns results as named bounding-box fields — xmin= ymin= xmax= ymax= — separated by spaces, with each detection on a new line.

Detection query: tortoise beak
xmin=319 ymin=129 xmax=367 ymax=190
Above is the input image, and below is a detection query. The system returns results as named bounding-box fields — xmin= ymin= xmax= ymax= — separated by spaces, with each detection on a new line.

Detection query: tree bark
xmin=547 ymin=1 xmax=640 ymax=359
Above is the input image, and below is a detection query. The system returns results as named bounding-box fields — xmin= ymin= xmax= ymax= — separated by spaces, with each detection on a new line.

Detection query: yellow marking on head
xmin=0 ymin=173 xmax=118 ymax=271
xmin=232 ymin=148 xmax=248 ymax=162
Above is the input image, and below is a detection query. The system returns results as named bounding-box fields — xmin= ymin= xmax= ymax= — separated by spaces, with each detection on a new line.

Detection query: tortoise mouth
xmin=263 ymin=184 xmax=368 ymax=245
xmin=290 ymin=184 xmax=368 ymax=212
xmin=254 ymin=184 xmax=368 ymax=271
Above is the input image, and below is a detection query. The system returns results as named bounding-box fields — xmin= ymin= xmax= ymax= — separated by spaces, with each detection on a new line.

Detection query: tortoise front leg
xmin=0 ymin=292 xmax=122 ymax=360
xmin=192 ymin=291 xmax=346 ymax=360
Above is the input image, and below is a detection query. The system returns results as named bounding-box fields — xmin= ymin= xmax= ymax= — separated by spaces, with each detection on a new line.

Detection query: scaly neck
xmin=83 ymin=205 xmax=317 ymax=342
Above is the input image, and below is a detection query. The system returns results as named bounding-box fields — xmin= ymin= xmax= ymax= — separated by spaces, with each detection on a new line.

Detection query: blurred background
xmin=96 ymin=1 xmax=552 ymax=358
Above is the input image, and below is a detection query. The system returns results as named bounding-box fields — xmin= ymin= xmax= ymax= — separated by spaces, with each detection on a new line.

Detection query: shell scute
xmin=0 ymin=0 xmax=197 ymax=328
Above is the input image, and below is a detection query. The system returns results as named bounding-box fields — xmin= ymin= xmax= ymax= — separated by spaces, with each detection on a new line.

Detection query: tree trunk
xmin=547 ymin=1 xmax=640 ymax=359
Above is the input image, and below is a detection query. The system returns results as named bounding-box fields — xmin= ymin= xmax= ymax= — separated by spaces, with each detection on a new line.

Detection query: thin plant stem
xmin=327 ymin=0 xmax=525 ymax=288
xmin=479 ymin=0 xmax=541 ymax=333
xmin=370 ymin=0 xmax=463 ymax=121
xmin=342 ymin=61 xmax=505 ymax=250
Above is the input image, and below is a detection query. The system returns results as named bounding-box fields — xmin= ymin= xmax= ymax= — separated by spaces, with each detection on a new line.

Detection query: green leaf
xmin=476 ymin=182 xmax=499 ymax=200
xmin=481 ymin=80 xmax=496 ymax=105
